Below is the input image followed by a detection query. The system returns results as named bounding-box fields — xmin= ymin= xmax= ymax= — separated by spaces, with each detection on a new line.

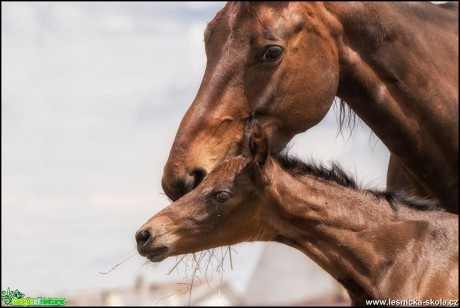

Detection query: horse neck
xmin=262 ymin=160 xmax=446 ymax=302
xmin=324 ymin=2 xmax=458 ymax=128
xmin=322 ymin=2 xmax=458 ymax=209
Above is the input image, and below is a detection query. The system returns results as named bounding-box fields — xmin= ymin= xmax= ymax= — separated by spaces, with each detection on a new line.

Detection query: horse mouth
xmin=145 ymin=246 xmax=169 ymax=262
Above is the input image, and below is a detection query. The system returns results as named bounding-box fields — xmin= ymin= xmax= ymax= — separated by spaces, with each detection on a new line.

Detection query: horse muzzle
xmin=161 ymin=166 xmax=208 ymax=201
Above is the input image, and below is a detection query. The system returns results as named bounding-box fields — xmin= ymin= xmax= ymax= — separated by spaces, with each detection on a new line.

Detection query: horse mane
xmin=275 ymin=153 xmax=358 ymax=189
xmin=273 ymin=153 xmax=440 ymax=212
xmin=367 ymin=189 xmax=440 ymax=212
xmin=334 ymin=97 xmax=358 ymax=137
xmin=436 ymin=2 xmax=458 ymax=11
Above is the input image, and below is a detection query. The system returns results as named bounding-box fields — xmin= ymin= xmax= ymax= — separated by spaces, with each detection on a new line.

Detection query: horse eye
xmin=215 ymin=191 xmax=231 ymax=203
xmin=260 ymin=45 xmax=283 ymax=63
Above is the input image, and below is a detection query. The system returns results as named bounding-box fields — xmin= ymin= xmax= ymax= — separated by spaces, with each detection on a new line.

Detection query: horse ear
xmin=243 ymin=117 xmax=270 ymax=189
xmin=249 ymin=128 xmax=268 ymax=168
xmin=244 ymin=117 xmax=269 ymax=167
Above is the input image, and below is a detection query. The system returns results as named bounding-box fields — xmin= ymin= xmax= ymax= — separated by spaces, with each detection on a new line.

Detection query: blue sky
xmin=2 ymin=1 xmax=389 ymax=301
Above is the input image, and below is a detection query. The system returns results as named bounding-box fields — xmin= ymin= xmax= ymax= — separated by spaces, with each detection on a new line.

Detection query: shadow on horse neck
xmin=138 ymin=120 xmax=459 ymax=305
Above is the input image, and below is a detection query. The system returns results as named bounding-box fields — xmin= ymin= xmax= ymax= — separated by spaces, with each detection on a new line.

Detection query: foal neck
xmin=263 ymin=159 xmax=457 ymax=304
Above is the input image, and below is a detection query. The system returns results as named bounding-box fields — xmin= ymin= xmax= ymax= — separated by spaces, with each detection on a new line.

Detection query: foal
xmin=137 ymin=121 xmax=458 ymax=305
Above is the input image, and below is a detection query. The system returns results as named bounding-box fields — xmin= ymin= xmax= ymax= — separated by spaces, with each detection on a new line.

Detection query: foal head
xmin=137 ymin=120 xmax=274 ymax=262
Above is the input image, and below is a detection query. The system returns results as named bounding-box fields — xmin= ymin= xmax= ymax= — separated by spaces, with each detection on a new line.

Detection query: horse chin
xmin=145 ymin=245 xmax=169 ymax=263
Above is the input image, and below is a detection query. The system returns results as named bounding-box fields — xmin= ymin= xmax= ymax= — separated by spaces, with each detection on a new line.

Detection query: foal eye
xmin=215 ymin=191 xmax=231 ymax=203
xmin=259 ymin=45 xmax=283 ymax=63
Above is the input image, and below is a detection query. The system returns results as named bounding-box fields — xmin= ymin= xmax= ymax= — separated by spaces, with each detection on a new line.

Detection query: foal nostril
xmin=135 ymin=229 xmax=151 ymax=247
xmin=190 ymin=167 xmax=208 ymax=189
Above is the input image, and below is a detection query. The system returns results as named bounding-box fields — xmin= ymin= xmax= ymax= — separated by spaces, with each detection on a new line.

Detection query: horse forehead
xmin=225 ymin=3 xmax=305 ymax=42
xmin=223 ymin=3 xmax=285 ymax=31
xmin=226 ymin=3 xmax=255 ymax=34
xmin=256 ymin=3 xmax=292 ymax=21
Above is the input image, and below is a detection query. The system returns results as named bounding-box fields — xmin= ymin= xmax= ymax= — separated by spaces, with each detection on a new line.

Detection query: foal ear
xmin=243 ymin=118 xmax=270 ymax=189
xmin=246 ymin=119 xmax=269 ymax=167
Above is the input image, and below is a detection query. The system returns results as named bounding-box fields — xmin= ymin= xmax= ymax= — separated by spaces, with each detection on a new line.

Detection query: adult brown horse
xmin=161 ymin=2 xmax=458 ymax=214
xmin=139 ymin=120 xmax=459 ymax=305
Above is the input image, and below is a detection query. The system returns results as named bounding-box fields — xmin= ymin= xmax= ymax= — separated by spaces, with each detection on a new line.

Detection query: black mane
xmin=275 ymin=153 xmax=358 ymax=189
xmin=273 ymin=153 xmax=440 ymax=212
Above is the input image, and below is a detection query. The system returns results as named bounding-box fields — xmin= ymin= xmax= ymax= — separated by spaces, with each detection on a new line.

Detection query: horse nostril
xmin=136 ymin=229 xmax=151 ymax=247
xmin=162 ymin=177 xmax=187 ymax=201
xmin=190 ymin=167 xmax=207 ymax=189
xmin=161 ymin=167 xmax=208 ymax=201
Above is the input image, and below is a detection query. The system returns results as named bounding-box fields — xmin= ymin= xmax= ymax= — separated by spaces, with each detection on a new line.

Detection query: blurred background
xmin=2 ymin=2 xmax=389 ymax=305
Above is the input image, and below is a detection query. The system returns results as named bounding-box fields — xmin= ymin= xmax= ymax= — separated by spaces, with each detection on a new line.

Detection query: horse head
xmin=162 ymin=2 xmax=340 ymax=200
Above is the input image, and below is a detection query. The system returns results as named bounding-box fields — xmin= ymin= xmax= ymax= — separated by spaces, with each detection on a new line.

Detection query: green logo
xmin=1 ymin=288 xmax=65 ymax=307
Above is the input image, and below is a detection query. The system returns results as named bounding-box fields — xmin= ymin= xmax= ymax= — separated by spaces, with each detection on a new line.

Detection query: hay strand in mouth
xmin=154 ymin=289 xmax=182 ymax=306
xmin=167 ymin=255 xmax=187 ymax=275
xmin=152 ymin=246 xmax=237 ymax=305
xmin=228 ymin=246 xmax=234 ymax=271
xmin=99 ymin=247 xmax=137 ymax=275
